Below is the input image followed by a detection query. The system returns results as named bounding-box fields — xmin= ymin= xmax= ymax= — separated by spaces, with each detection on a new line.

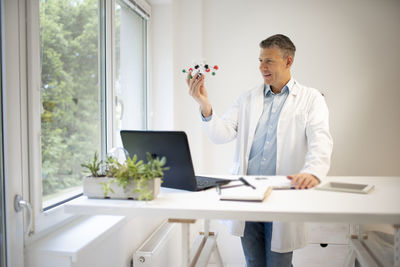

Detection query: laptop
xmin=120 ymin=130 xmax=230 ymax=191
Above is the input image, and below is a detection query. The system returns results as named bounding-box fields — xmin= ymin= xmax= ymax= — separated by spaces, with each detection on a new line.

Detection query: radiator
xmin=133 ymin=221 xmax=180 ymax=267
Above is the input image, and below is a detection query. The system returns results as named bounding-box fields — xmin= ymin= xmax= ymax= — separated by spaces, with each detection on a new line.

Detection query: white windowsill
xmin=26 ymin=215 xmax=126 ymax=263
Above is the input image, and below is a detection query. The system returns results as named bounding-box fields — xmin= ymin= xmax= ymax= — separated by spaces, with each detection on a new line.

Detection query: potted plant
xmin=81 ymin=152 xmax=168 ymax=200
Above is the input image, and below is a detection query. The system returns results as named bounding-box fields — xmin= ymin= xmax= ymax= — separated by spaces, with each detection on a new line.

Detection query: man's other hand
xmin=287 ymin=173 xmax=320 ymax=189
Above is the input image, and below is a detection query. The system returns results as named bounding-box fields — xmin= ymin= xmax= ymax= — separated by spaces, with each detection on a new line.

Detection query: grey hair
xmin=259 ymin=34 xmax=296 ymax=59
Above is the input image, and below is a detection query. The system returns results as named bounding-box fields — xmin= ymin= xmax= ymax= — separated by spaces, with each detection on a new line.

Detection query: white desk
xmin=66 ymin=176 xmax=400 ymax=224
xmin=65 ymin=176 xmax=400 ymax=266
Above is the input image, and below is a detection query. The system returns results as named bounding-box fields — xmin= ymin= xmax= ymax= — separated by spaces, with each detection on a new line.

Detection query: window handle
xmin=14 ymin=195 xmax=33 ymax=236
xmin=115 ymin=96 xmax=125 ymax=121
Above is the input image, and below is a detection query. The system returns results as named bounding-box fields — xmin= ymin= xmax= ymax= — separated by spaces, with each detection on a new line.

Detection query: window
xmin=39 ymin=0 xmax=103 ymax=209
xmin=27 ymin=0 xmax=149 ymax=233
xmin=114 ymin=0 xmax=148 ymax=148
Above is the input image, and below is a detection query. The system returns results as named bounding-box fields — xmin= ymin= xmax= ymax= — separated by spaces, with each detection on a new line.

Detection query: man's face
xmin=259 ymin=47 xmax=292 ymax=90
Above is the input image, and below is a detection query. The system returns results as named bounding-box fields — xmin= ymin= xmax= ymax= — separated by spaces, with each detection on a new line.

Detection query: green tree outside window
xmin=40 ymin=0 xmax=100 ymax=198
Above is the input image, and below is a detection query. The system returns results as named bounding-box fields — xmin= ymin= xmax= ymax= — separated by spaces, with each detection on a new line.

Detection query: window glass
xmin=114 ymin=0 xmax=147 ymax=148
xmin=39 ymin=0 xmax=101 ymax=208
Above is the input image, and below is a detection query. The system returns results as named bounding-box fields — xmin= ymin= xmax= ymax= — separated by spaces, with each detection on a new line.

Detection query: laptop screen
xmin=120 ymin=130 xmax=198 ymax=191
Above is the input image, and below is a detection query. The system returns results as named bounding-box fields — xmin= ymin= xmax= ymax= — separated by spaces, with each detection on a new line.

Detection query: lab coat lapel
xmin=276 ymin=81 xmax=299 ymax=174
xmin=245 ymin=84 xmax=265 ymax=162
xmin=279 ymin=81 xmax=299 ymax=118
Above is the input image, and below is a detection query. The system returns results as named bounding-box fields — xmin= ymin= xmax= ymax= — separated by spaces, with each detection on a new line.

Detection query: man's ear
xmin=286 ymin=56 xmax=293 ymax=68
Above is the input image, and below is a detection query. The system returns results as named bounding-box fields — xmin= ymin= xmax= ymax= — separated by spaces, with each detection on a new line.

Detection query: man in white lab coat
xmin=187 ymin=34 xmax=333 ymax=267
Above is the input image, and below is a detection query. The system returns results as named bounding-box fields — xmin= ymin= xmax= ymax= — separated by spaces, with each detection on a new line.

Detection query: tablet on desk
xmin=316 ymin=182 xmax=374 ymax=194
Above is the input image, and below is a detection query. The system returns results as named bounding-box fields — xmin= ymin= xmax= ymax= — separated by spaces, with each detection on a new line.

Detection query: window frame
xmin=113 ymin=0 xmax=149 ymax=147
xmin=109 ymin=0 xmax=150 ymax=153
xmin=25 ymin=0 xmax=150 ymax=239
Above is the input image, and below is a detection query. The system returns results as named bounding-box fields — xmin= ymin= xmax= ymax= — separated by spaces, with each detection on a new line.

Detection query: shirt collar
xmin=264 ymin=78 xmax=294 ymax=97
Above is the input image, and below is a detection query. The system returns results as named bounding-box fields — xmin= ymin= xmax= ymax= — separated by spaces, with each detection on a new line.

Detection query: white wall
xmin=148 ymin=3 xmax=174 ymax=130
xmin=151 ymin=0 xmax=400 ymax=177
xmin=149 ymin=2 xmax=400 ymax=264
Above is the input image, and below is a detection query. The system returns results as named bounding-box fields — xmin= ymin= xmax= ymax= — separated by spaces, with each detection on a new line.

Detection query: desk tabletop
xmin=64 ymin=176 xmax=400 ymax=224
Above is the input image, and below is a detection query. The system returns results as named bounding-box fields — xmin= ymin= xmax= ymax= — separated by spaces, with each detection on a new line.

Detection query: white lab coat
xmin=201 ymin=80 xmax=333 ymax=252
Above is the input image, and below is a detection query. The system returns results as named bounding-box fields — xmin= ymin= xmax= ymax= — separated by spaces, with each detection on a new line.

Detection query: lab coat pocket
xmin=295 ymin=112 xmax=307 ymax=129
xmin=295 ymin=112 xmax=306 ymax=123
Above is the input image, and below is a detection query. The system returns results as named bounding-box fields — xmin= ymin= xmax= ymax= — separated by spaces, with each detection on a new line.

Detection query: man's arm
xmin=187 ymin=71 xmax=239 ymax=144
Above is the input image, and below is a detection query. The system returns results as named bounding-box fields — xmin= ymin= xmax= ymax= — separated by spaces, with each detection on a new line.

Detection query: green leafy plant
xmin=82 ymin=152 xmax=169 ymax=200
xmin=80 ymin=152 xmax=104 ymax=177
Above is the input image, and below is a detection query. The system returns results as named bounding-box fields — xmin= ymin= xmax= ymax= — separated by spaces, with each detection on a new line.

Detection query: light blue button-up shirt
xmin=247 ymin=79 xmax=294 ymax=175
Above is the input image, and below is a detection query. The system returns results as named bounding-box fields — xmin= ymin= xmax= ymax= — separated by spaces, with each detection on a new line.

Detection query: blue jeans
xmin=240 ymin=222 xmax=293 ymax=267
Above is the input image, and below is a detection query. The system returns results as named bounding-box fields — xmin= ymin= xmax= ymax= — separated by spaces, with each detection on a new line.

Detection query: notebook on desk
xmin=217 ymin=176 xmax=291 ymax=202
xmin=120 ymin=130 xmax=230 ymax=191
xmin=218 ymin=178 xmax=273 ymax=202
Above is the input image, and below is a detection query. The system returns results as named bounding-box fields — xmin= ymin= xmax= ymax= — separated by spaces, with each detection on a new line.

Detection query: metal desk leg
xmin=169 ymin=219 xmax=224 ymax=267
xmin=395 ymin=224 xmax=400 ymax=267
xmin=182 ymin=223 xmax=190 ymax=267
xmin=194 ymin=220 xmax=224 ymax=267
xmin=168 ymin=219 xmax=196 ymax=267
xmin=344 ymin=247 xmax=356 ymax=267
xmin=193 ymin=232 xmax=224 ymax=267
xmin=212 ymin=242 xmax=224 ymax=267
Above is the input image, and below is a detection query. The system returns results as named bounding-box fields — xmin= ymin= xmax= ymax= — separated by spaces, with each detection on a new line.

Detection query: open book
xmin=219 ymin=176 xmax=292 ymax=202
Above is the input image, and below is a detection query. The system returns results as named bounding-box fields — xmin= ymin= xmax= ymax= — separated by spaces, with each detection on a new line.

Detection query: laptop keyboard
xmin=196 ymin=176 xmax=230 ymax=188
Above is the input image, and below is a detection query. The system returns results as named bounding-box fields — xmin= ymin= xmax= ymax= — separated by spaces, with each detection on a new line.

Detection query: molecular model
xmin=182 ymin=62 xmax=219 ymax=79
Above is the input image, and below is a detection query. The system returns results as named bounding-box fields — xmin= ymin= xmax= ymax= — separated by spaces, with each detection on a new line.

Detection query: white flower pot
xmin=83 ymin=176 xmax=161 ymax=200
